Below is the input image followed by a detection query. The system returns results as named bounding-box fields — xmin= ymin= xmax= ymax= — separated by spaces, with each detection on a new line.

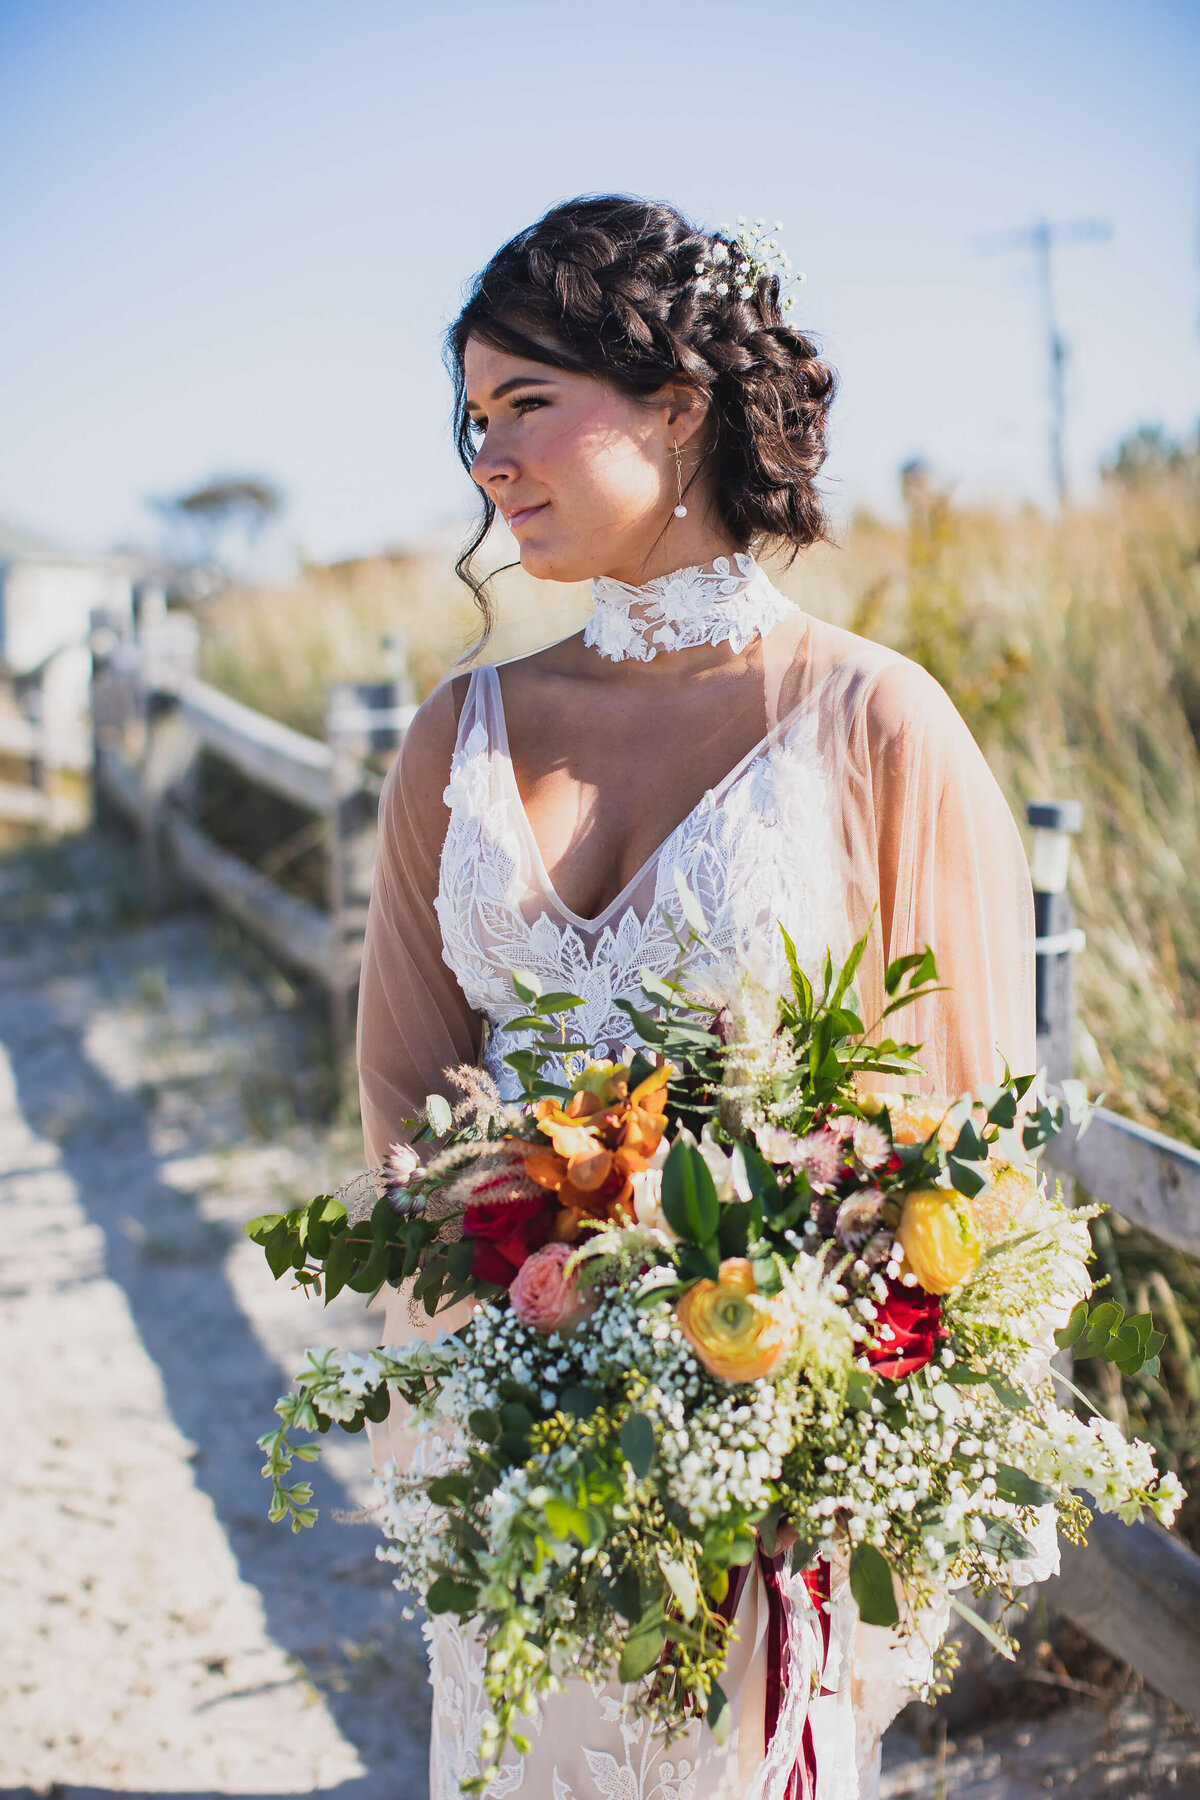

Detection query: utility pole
xmin=979 ymin=217 xmax=1112 ymax=506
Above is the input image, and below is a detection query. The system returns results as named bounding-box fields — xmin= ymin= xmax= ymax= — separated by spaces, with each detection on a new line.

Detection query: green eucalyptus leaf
xmin=618 ymin=1618 xmax=668 ymax=1684
xmin=849 ymin=1544 xmax=899 ymax=1628
xmin=661 ymin=1140 xmax=720 ymax=1245
xmin=707 ymin=1680 xmax=732 ymax=1745
xmin=619 ymin=1412 xmax=656 ymax=1480
xmin=660 ymin=1557 xmax=699 ymax=1621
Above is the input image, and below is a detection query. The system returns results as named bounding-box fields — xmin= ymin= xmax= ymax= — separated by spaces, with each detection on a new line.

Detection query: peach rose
xmin=676 ymin=1258 xmax=797 ymax=1383
xmin=509 ymin=1242 xmax=593 ymax=1334
xmin=897 ymin=1190 xmax=981 ymax=1294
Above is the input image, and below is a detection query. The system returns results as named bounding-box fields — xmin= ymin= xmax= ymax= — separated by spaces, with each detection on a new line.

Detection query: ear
xmin=661 ymin=383 xmax=710 ymax=450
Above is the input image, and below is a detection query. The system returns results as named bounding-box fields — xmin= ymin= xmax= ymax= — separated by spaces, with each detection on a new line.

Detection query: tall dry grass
xmin=196 ymin=449 xmax=1200 ymax=1522
xmin=199 ymin=446 xmax=1200 ymax=1146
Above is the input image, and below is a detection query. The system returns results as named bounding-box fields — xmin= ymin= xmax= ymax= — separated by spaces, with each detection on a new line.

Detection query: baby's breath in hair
xmin=694 ymin=216 xmax=806 ymax=311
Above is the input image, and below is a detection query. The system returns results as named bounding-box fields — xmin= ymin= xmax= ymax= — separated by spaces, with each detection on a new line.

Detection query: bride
xmin=356 ymin=195 xmax=1038 ymax=1800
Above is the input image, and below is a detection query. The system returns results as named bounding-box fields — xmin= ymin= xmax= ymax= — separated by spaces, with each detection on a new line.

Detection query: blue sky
xmin=1 ymin=0 xmax=1198 ymax=563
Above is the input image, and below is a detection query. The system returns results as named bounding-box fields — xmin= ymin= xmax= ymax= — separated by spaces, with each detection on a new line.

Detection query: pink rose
xmin=509 ymin=1242 xmax=592 ymax=1334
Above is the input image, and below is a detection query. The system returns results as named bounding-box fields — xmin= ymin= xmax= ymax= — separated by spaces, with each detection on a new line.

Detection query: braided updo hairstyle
xmin=448 ymin=194 xmax=836 ymax=628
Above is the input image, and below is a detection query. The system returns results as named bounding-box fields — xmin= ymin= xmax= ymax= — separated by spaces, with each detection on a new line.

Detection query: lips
xmin=505 ymin=502 xmax=548 ymax=531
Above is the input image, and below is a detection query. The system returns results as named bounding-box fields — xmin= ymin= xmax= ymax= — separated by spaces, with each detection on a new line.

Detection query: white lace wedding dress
xmin=356 ymin=557 xmax=1053 ymax=1800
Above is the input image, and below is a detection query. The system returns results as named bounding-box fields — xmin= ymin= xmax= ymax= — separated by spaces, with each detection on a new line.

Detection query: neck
xmin=599 ymin=513 xmax=742 ymax=587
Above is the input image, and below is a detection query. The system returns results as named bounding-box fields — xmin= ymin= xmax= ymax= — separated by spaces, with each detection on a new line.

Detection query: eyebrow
xmin=466 ymin=374 xmax=556 ymax=413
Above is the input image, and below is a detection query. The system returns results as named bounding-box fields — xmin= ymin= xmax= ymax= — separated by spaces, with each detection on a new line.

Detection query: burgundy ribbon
xmin=715 ymin=1551 xmax=831 ymax=1799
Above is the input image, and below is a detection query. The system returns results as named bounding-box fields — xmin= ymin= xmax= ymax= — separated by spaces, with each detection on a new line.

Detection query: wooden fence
xmin=0 ymin=644 xmax=92 ymax=829
xmin=1029 ymin=801 xmax=1200 ymax=1719
xmin=89 ymin=613 xmax=1200 ymax=1718
xmin=89 ymin=607 xmax=415 ymax=1068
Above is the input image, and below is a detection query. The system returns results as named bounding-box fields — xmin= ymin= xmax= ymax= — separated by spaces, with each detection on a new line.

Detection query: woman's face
xmin=464 ymin=337 xmax=711 ymax=584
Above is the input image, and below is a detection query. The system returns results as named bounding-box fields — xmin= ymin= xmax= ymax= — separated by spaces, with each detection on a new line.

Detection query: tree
xmin=150 ymin=474 xmax=285 ymax=572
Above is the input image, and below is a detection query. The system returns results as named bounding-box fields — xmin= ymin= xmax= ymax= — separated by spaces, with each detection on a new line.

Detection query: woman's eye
xmin=512 ymin=396 xmax=546 ymax=417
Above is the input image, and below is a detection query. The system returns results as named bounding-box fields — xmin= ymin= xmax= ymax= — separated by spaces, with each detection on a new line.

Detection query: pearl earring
xmin=672 ymin=439 xmax=688 ymax=518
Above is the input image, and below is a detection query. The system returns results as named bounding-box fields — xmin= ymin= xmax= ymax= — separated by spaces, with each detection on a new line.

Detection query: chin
xmin=518 ymin=539 xmax=592 ymax=584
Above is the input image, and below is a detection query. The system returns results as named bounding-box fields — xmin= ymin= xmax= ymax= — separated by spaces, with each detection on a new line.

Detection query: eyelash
xmin=468 ymin=395 xmax=547 ymax=438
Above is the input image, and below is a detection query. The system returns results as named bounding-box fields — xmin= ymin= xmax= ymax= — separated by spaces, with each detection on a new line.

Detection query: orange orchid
xmin=514 ymin=1062 xmax=672 ymax=1237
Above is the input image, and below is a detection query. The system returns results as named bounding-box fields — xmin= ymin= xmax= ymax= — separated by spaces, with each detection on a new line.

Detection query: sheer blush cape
xmin=359 ymin=609 xmax=1034 ymax=1167
xmin=354 ymin=608 xmax=1036 ymax=1794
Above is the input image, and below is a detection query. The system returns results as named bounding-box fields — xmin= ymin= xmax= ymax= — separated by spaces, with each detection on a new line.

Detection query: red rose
xmin=865 ymin=1278 xmax=943 ymax=1378
xmin=463 ymin=1194 xmax=555 ymax=1285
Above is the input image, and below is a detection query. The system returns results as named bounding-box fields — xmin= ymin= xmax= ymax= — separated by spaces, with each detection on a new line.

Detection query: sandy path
xmin=3 ymin=832 xmax=1199 ymax=1800
xmin=0 ymin=837 xmax=428 ymax=1798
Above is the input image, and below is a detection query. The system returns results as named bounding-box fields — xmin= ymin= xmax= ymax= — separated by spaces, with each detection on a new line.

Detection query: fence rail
xmin=86 ymin=614 xmax=1200 ymax=1721
xmin=89 ymin=608 xmax=414 ymax=1066
xmin=0 ymin=646 xmax=92 ymax=828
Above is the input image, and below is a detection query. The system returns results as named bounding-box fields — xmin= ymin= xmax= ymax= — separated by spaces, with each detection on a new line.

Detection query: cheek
xmin=541 ymin=412 xmax=662 ymax=524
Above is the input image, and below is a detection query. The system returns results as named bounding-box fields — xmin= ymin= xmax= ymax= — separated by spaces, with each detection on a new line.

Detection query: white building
xmin=0 ymin=518 xmax=134 ymax=676
xmin=0 ymin=519 xmax=136 ymax=745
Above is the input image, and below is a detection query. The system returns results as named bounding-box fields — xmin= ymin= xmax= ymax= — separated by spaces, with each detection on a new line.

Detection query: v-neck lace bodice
xmin=435 ymin=661 xmax=847 ymax=1100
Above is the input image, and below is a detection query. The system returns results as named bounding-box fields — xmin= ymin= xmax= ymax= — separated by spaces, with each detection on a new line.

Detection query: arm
xmin=357 ymin=676 xmax=482 ymax=1166
xmin=858 ymin=657 xmax=1036 ymax=1093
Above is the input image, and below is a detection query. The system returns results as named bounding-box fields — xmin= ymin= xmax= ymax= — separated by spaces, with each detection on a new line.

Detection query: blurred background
xmin=3 ymin=1 xmax=1200 ymax=1795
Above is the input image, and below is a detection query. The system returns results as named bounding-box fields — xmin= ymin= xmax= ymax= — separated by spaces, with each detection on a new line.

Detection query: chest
xmin=496 ymin=664 xmax=773 ymax=923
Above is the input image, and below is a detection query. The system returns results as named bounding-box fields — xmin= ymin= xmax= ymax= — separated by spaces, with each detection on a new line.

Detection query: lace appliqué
xmin=584 ymin=554 xmax=797 ymax=663
xmin=435 ymin=708 xmax=843 ymax=1103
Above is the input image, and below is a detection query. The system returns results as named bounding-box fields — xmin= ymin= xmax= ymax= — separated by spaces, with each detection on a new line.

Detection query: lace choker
xmin=583 ymin=553 xmax=797 ymax=663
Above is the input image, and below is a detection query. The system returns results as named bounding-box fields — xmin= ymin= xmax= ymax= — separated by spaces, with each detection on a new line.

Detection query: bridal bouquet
xmin=251 ymin=906 xmax=1181 ymax=1794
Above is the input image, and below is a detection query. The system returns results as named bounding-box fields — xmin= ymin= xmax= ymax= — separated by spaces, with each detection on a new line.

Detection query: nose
xmin=469 ymin=432 xmax=517 ymax=492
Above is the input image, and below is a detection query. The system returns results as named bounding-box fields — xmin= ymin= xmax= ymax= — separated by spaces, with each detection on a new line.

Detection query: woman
xmin=358 ymin=196 xmax=1037 ymax=1800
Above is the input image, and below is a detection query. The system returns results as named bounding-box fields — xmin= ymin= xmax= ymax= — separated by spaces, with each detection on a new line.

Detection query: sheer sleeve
xmin=839 ymin=654 xmax=1035 ymax=1097
xmin=358 ymin=680 xmax=481 ymax=1472
xmin=357 ymin=677 xmax=482 ymax=1169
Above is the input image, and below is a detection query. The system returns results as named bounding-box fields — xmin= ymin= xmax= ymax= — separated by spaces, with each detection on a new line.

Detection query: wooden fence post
xmin=136 ymin=614 xmax=200 ymax=912
xmin=1027 ymin=799 xmax=1085 ymax=1083
xmin=325 ymin=660 xmax=417 ymax=1088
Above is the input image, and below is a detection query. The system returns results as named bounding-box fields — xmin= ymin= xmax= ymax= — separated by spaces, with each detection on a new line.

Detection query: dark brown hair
xmin=447 ymin=194 xmax=836 ymax=628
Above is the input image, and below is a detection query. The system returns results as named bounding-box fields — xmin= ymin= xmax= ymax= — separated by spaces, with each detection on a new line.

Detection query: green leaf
xmin=445 ymin=1236 xmax=476 ymax=1282
xmin=660 ymin=1557 xmax=699 ymax=1621
xmin=707 ymin=1680 xmax=732 ymax=1745
xmin=619 ymin=1412 xmax=656 ymax=1480
xmin=428 ymin=1473 xmax=473 ymax=1506
xmin=468 ymin=1408 xmax=500 ymax=1442
xmin=951 ymin=1118 xmax=988 ymax=1163
xmin=849 ymin=1544 xmax=899 ymax=1628
xmin=677 ymin=1241 xmax=721 ymax=1283
xmin=751 ymin=1253 xmax=783 ymax=1296
xmin=426 ymin=1575 xmax=478 ymax=1615
xmin=321 ymin=1229 xmax=356 ymax=1304
xmin=618 ymin=1618 xmax=668 ymax=1683
xmin=263 ymin=1219 xmax=294 ymax=1280
xmin=510 ymin=968 xmax=543 ymax=1003
xmin=1075 ymin=1300 xmax=1125 ymax=1360
xmin=674 ymin=866 xmax=708 ymax=935
xmin=949 ymin=1593 xmax=1016 ymax=1660
xmin=601 ymin=1564 xmax=643 ymax=1623
xmin=1054 ymin=1298 xmax=1090 ymax=1351
xmin=661 ymin=1140 xmax=720 ymax=1245
xmin=245 ymin=1211 xmax=284 ymax=1244
xmin=536 ymin=991 xmax=587 ymax=1013
xmin=780 ymin=924 xmax=814 ymax=1018
xmin=544 ymin=1497 xmax=590 ymax=1542
xmin=948 ymin=1157 xmax=988 ymax=1199
xmin=994 ymin=1464 xmax=1056 ymax=1507
xmin=559 ymin=1385 xmax=600 ymax=1419
xmin=425 ymin=1093 xmax=453 ymax=1136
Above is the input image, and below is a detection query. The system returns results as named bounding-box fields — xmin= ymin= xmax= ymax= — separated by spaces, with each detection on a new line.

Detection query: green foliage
xmin=1055 ymin=1296 xmax=1167 ymax=1377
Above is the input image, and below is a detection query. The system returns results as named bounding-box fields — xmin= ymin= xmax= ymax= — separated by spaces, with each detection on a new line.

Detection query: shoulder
xmin=379 ymin=675 xmax=468 ymax=836
xmin=801 ymin=617 xmax=976 ymax=757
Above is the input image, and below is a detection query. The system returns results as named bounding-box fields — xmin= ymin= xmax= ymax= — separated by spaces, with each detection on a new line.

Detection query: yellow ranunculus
xmin=897 ymin=1190 xmax=982 ymax=1294
xmin=676 ymin=1258 xmax=796 ymax=1383
xmin=969 ymin=1163 xmax=1036 ymax=1244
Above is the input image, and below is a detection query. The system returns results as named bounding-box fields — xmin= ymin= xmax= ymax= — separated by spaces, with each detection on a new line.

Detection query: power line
xmin=979 ymin=218 xmax=1112 ymax=506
